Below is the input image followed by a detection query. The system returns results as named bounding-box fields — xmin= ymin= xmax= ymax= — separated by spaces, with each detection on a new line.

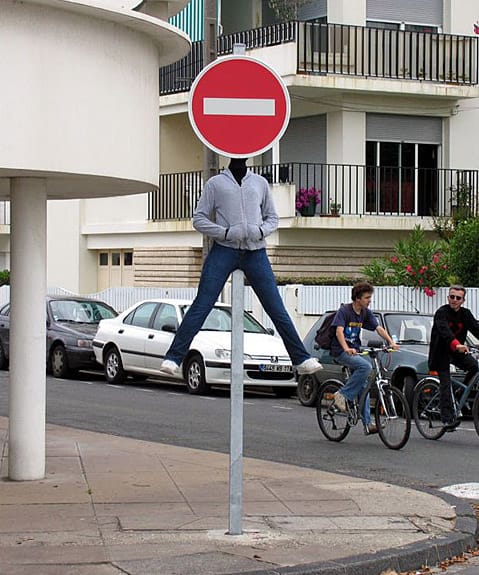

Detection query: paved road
xmin=0 ymin=371 xmax=478 ymax=492
xmin=1 ymin=372 xmax=478 ymax=574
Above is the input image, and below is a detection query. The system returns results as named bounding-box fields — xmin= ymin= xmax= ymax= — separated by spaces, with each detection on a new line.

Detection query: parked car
xmin=0 ymin=296 xmax=117 ymax=377
xmin=92 ymin=298 xmax=296 ymax=396
xmin=297 ymin=310 xmax=478 ymax=407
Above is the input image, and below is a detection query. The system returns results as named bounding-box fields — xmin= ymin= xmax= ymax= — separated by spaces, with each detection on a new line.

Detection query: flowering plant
xmin=295 ymin=187 xmax=321 ymax=211
xmin=361 ymin=226 xmax=451 ymax=297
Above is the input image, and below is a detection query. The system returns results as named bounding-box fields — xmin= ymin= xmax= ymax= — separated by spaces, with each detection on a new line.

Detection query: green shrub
xmin=0 ymin=270 xmax=9 ymax=286
xmin=361 ymin=226 xmax=450 ymax=296
xmin=449 ymin=219 xmax=479 ymax=286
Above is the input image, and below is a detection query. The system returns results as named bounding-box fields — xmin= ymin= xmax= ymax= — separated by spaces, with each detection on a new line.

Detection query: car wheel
xmin=51 ymin=344 xmax=71 ymax=378
xmin=402 ymin=375 xmax=416 ymax=407
xmin=297 ymin=374 xmax=319 ymax=406
xmin=104 ymin=346 xmax=126 ymax=384
xmin=185 ymin=354 xmax=209 ymax=395
xmin=0 ymin=343 xmax=8 ymax=370
xmin=273 ymin=386 xmax=295 ymax=398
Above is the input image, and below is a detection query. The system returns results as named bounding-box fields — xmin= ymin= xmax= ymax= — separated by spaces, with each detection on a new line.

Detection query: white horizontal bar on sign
xmin=203 ymin=97 xmax=275 ymax=116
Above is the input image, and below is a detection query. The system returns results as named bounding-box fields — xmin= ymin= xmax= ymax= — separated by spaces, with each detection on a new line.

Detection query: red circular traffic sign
xmin=188 ymin=55 xmax=291 ymax=158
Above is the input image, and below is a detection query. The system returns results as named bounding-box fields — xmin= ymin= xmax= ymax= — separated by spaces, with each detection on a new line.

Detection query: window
xmin=124 ymin=252 xmax=133 ymax=266
xmin=366 ymin=141 xmax=438 ymax=215
xmin=97 ymin=249 xmax=134 ymax=290
xmin=124 ymin=302 xmax=158 ymax=328
xmin=152 ymin=304 xmax=178 ymax=331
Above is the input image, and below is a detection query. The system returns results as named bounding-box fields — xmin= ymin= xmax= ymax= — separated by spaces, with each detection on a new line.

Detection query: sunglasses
xmin=448 ymin=294 xmax=463 ymax=301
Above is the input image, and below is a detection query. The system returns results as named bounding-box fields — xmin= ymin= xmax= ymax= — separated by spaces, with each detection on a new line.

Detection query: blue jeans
xmin=165 ymin=243 xmax=310 ymax=366
xmin=337 ymin=351 xmax=373 ymax=425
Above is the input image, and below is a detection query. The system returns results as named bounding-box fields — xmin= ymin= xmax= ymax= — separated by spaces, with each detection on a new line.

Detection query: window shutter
xmin=366 ymin=114 xmax=442 ymax=144
xmin=366 ymin=0 xmax=443 ymax=26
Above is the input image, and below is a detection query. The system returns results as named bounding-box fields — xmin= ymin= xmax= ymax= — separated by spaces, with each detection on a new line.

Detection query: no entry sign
xmin=188 ymin=55 xmax=291 ymax=158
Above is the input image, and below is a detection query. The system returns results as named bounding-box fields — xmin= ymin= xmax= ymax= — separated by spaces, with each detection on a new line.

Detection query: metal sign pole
xmin=228 ymin=268 xmax=244 ymax=535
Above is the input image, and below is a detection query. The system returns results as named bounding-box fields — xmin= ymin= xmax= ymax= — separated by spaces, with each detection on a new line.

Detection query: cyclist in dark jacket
xmin=429 ymin=285 xmax=479 ymax=430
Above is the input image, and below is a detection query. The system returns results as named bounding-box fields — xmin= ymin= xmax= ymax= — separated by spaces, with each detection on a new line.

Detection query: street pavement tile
xmin=0 ymin=565 xmax=123 ymax=575
xmin=281 ymin=498 xmax=360 ymax=515
xmin=0 ymin=544 xmax=108 ymax=564
xmin=331 ymin=515 xmax=419 ymax=531
xmin=106 ymin=541 xmax=211 ymax=562
xmin=117 ymin=511 xmax=199 ymax=531
xmin=86 ymin=471 xmax=185 ymax=503
xmin=79 ymin=453 xmax=165 ymax=474
xmin=114 ymin=551 xmax=272 ymax=575
xmin=175 ymin=477 xmax=280 ymax=503
xmin=0 ymin=503 xmax=96 ymax=533
xmin=94 ymin=501 xmax=193 ymax=519
xmin=0 ymin=475 xmax=90 ymax=505
xmin=264 ymin=479 xmax=352 ymax=501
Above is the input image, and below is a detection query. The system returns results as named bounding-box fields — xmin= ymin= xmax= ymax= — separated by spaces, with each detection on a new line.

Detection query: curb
xmin=224 ymin=491 xmax=478 ymax=575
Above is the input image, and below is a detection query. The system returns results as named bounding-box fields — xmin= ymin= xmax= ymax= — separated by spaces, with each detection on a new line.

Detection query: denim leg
xmin=337 ymin=352 xmax=373 ymax=425
xmin=165 ymin=243 xmax=238 ymax=364
xmin=241 ymin=249 xmax=310 ymax=366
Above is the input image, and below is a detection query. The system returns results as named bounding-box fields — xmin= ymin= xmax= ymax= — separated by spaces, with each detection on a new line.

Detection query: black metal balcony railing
xmin=160 ymin=22 xmax=478 ymax=95
xmin=297 ymin=23 xmax=478 ymax=83
xmin=149 ymin=164 xmax=479 ymax=221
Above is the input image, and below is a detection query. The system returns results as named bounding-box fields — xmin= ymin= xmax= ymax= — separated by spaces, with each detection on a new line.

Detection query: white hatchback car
xmin=93 ymin=299 xmax=296 ymax=396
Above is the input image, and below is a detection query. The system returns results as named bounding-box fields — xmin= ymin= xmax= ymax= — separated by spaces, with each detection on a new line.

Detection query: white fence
xmin=0 ymin=284 xmax=477 ymax=338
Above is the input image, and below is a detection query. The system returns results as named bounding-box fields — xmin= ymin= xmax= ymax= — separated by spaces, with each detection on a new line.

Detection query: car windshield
xmin=180 ymin=305 xmax=267 ymax=334
xmin=383 ymin=313 xmax=433 ymax=344
xmin=49 ymin=299 xmax=116 ymax=324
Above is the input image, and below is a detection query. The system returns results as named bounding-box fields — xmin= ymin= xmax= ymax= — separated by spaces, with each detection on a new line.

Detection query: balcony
xmin=149 ymin=163 xmax=479 ymax=221
xmin=160 ymin=22 xmax=478 ymax=96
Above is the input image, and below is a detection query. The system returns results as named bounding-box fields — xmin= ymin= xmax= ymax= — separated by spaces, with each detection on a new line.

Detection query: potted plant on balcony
xmin=296 ymin=186 xmax=320 ymax=217
xmin=330 ymin=201 xmax=342 ymax=216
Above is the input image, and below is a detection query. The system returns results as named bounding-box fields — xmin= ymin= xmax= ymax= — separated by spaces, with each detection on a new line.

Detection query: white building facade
xmin=21 ymin=0 xmax=479 ymax=292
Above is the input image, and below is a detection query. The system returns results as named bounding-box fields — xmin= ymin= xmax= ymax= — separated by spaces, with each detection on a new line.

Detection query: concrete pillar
xmin=327 ymin=110 xmax=366 ymax=214
xmin=8 ymin=178 xmax=47 ymax=480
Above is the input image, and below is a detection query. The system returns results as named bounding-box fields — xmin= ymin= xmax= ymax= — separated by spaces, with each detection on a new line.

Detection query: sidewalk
xmin=0 ymin=416 xmax=476 ymax=575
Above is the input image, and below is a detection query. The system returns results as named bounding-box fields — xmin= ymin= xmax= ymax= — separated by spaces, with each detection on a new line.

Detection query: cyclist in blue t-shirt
xmin=330 ymin=282 xmax=399 ymax=435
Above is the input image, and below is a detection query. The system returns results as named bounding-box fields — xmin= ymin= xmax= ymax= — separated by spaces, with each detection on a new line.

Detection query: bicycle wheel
xmin=412 ymin=378 xmax=446 ymax=440
xmin=375 ymin=386 xmax=411 ymax=450
xmin=472 ymin=389 xmax=479 ymax=438
xmin=316 ymin=379 xmax=351 ymax=442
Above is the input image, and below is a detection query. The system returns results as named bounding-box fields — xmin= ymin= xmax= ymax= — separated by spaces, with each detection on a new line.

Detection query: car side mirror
xmin=162 ymin=323 xmax=177 ymax=333
xmin=266 ymin=328 xmax=275 ymax=335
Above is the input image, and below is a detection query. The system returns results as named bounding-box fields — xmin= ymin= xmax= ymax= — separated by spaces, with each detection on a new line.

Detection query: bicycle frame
xmin=347 ymin=347 xmax=395 ymax=424
xmin=316 ymin=343 xmax=411 ymax=449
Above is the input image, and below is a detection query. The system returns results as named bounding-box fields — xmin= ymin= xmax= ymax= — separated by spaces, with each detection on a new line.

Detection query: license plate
xmin=259 ymin=364 xmax=293 ymax=373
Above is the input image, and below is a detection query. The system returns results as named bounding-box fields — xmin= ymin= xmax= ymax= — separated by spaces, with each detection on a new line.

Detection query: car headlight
xmin=77 ymin=339 xmax=93 ymax=348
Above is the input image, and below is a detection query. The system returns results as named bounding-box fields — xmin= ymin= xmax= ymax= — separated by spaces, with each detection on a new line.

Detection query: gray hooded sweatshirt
xmin=192 ymin=168 xmax=279 ymax=251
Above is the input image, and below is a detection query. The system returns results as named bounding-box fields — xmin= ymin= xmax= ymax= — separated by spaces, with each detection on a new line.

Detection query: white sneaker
xmin=160 ymin=359 xmax=179 ymax=375
xmin=333 ymin=391 xmax=347 ymax=412
xmin=296 ymin=358 xmax=323 ymax=375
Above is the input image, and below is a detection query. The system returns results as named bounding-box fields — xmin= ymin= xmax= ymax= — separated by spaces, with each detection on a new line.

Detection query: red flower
xmin=405 ymin=265 xmax=413 ymax=273
xmin=424 ymin=287 xmax=436 ymax=297
xmin=432 ymin=253 xmax=441 ymax=264
xmin=390 ymin=256 xmax=399 ymax=263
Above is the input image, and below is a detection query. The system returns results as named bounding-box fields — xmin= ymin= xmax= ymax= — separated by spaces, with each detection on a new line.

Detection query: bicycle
xmin=315 ymin=342 xmax=411 ymax=450
xmin=412 ymin=366 xmax=479 ymax=440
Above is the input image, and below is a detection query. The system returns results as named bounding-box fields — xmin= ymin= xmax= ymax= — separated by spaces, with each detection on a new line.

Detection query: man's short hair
xmin=351 ymin=281 xmax=374 ymax=301
xmin=449 ymin=284 xmax=466 ymax=297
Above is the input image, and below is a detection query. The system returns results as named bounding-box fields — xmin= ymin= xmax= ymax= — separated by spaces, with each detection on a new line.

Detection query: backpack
xmin=314 ymin=310 xmax=337 ymax=350
xmin=314 ymin=304 xmax=349 ymax=350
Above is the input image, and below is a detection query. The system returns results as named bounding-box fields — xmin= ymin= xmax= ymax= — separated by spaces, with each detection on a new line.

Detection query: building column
xmin=327 ymin=110 xmax=366 ymax=214
xmin=8 ymin=178 xmax=47 ymax=480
